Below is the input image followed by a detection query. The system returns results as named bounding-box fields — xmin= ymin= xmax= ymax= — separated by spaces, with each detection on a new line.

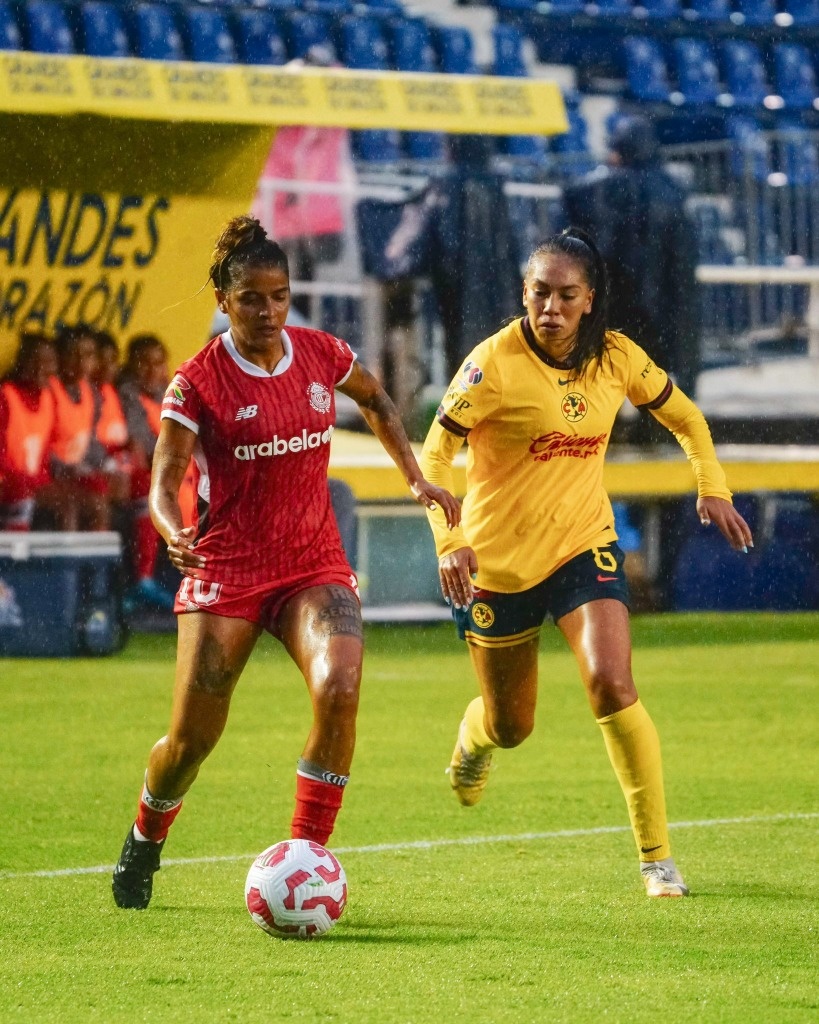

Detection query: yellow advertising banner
xmin=0 ymin=116 xmax=274 ymax=375
xmin=0 ymin=53 xmax=568 ymax=136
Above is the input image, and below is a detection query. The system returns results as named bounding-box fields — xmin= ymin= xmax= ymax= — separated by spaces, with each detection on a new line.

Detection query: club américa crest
xmin=561 ymin=392 xmax=587 ymax=422
xmin=471 ymin=602 xmax=495 ymax=628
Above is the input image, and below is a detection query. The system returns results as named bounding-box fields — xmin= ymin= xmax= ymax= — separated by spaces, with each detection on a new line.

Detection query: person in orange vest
xmin=0 ymin=333 xmax=74 ymax=530
xmin=94 ymin=331 xmax=130 ymax=460
xmin=118 ymin=334 xmax=193 ymax=611
xmin=49 ymin=325 xmax=129 ymax=531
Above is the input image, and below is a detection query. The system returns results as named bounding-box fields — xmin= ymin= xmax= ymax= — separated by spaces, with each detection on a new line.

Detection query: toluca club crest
xmin=307 ymin=381 xmax=331 ymax=413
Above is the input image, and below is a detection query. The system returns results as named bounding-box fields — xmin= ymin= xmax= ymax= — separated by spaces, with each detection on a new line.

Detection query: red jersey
xmin=161 ymin=328 xmax=356 ymax=587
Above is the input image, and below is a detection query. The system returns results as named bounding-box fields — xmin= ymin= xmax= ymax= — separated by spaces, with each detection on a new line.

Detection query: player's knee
xmin=311 ymin=664 xmax=361 ymax=720
xmin=585 ymin=668 xmax=637 ymax=716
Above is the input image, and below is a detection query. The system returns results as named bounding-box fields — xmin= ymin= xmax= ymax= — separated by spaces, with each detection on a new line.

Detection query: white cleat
xmin=641 ymin=857 xmax=690 ymax=898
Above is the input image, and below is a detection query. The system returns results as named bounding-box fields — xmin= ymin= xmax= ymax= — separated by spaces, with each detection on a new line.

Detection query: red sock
xmin=291 ymin=774 xmax=345 ymax=846
xmin=135 ymin=786 xmax=183 ymax=843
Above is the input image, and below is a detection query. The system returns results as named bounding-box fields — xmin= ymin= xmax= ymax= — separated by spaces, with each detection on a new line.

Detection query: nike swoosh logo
xmin=641 ymin=845 xmax=663 ymax=854
xmin=597 ymin=574 xmax=618 ymax=582
xmin=557 ymin=377 xmax=575 ymax=386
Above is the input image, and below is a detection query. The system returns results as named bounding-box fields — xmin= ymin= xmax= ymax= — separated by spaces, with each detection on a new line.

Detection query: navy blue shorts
xmin=452 ymin=542 xmax=630 ymax=648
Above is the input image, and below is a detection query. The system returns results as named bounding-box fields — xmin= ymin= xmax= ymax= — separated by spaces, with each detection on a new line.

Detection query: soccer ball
xmin=245 ymin=839 xmax=348 ymax=940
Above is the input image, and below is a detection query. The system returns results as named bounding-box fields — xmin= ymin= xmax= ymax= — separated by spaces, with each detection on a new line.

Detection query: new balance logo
xmin=235 ymin=405 xmax=258 ymax=421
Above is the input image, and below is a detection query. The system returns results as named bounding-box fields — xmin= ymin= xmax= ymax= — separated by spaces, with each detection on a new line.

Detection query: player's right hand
xmin=167 ymin=525 xmax=206 ymax=576
xmin=438 ymin=547 xmax=478 ymax=609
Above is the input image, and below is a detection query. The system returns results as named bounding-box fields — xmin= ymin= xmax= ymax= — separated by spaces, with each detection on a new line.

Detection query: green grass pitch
xmin=1 ymin=612 xmax=817 ymax=1024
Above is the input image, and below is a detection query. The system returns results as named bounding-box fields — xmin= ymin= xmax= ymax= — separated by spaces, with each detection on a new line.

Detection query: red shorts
xmin=174 ymin=567 xmax=360 ymax=635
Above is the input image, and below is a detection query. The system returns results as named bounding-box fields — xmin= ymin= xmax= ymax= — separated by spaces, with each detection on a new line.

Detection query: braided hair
xmin=209 ymin=216 xmax=289 ymax=292
xmin=526 ymin=227 xmax=610 ymax=378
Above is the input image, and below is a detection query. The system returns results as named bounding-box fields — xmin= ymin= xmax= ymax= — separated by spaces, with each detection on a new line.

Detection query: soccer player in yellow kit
xmin=421 ymin=228 xmax=753 ymax=897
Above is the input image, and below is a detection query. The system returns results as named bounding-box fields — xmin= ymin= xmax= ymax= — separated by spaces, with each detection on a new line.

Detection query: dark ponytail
xmin=527 ymin=227 xmax=609 ymax=378
xmin=209 ymin=216 xmax=289 ymax=291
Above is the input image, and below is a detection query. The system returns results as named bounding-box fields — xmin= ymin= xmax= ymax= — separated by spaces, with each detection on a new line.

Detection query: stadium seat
xmin=130 ymin=3 xmax=185 ymax=62
xmin=389 ymin=17 xmax=446 ymax=161
xmin=777 ymin=121 xmax=819 ymax=185
xmin=784 ymin=0 xmax=819 ymax=24
xmin=0 ymin=1 xmax=22 ymax=50
xmin=333 ymin=14 xmax=402 ymax=163
xmin=282 ymin=10 xmax=336 ymax=60
xmin=492 ymin=24 xmax=548 ymax=161
xmin=181 ymin=7 xmax=237 ymax=64
xmin=734 ymin=0 xmax=777 ymax=24
xmin=622 ymin=36 xmax=674 ymax=103
xmin=774 ymin=42 xmax=819 ymax=110
xmin=721 ymin=40 xmax=775 ymax=109
xmin=24 ymin=0 xmax=76 ymax=55
xmin=79 ymin=1 xmax=131 ymax=59
xmin=233 ymin=9 xmax=287 ymax=66
xmin=672 ymin=37 xmax=722 ymax=105
xmin=636 ymin=0 xmax=684 ymax=19
xmin=587 ymin=0 xmax=635 ymax=15
xmin=390 ymin=16 xmax=437 ymax=73
xmin=686 ymin=0 xmax=732 ymax=20
xmin=727 ymin=114 xmax=772 ymax=181
xmin=336 ymin=14 xmax=390 ymax=71
xmin=434 ymin=25 xmax=477 ymax=76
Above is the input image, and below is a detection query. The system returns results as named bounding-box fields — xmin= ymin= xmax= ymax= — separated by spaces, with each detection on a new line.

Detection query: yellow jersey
xmin=421 ymin=318 xmax=731 ymax=593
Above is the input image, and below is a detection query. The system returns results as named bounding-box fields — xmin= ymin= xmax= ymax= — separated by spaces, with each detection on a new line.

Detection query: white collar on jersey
xmin=220 ymin=328 xmax=294 ymax=377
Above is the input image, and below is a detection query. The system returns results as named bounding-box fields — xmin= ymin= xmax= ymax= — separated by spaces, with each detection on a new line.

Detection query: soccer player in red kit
xmin=112 ymin=216 xmax=461 ymax=910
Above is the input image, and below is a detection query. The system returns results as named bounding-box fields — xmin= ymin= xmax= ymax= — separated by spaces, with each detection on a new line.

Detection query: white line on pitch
xmin=1 ymin=811 xmax=816 ymax=881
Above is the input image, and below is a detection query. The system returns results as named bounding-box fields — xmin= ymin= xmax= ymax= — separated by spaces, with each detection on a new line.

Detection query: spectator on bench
xmin=0 ymin=332 xmax=74 ymax=531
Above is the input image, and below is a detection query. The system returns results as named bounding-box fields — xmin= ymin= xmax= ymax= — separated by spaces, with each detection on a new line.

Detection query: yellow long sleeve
xmin=420 ymin=420 xmax=469 ymax=556
xmin=650 ymin=388 xmax=733 ymax=500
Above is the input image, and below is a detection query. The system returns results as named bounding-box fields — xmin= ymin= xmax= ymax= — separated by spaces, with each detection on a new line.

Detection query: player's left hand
xmin=410 ymin=480 xmax=461 ymax=529
xmin=697 ymin=496 xmax=754 ymax=553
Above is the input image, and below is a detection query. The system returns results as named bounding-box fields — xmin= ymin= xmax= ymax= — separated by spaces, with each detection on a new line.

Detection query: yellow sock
xmin=462 ymin=697 xmax=497 ymax=756
xmin=597 ymin=699 xmax=671 ymax=862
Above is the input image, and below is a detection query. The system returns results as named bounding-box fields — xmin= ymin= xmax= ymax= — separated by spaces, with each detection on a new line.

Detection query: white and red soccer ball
xmin=245 ymin=839 xmax=347 ymax=940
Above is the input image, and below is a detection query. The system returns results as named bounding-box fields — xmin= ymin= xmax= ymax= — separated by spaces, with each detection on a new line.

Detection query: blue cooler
xmin=0 ymin=532 xmax=126 ymax=656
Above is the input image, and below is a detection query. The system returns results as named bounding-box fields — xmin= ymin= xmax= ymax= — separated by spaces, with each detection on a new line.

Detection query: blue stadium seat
xmin=587 ymin=0 xmax=634 ymax=15
xmin=636 ymin=0 xmax=684 ymax=19
xmin=727 ymin=114 xmax=772 ymax=181
xmin=0 ymin=1 xmax=22 ymax=50
xmin=622 ymin=36 xmax=674 ymax=103
xmin=774 ymin=43 xmax=818 ymax=110
xmin=784 ymin=0 xmax=819 ymax=24
xmin=181 ymin=7 xmax=237 ymax=64
xmin=777 ymin=121 xmax=819 ymax=184
xmin=79 ymin=1 xmax=130 ymax=59
xmin=282 ymin=10 xmax=336 ymax=60
xmin=130 ymin=3 xmax=185 ymax=61
xmin=24 ymin=0 xmax=76 ymax=55
xmin=734 ymin=0 xmax=777 ymax=24
xmin=672 ymin=37 xmax=722 ymax=105
xmin=686 ymin=0 xmax=732 ymax=20
xmin=390 ymin=16 xmax=436 ymax=73
xmin=492 ymin=24 xmax=548 ymax=161
xmin=389 ymin=17 xmax=446 ymax=162
xmin=336 ymin=14 xmax=390 ymax=71
xmin=233 ymin=9 xmax=287 ymax=66
xmin=493 ymin=22 xmax=528 ymax=78
xmin=721 ymin=39 xmax=773 ymax=108
xmin=333 ymin=15 xmax=402 ymax=163
xmin=434 ymin=25 xmax=477 ymax=76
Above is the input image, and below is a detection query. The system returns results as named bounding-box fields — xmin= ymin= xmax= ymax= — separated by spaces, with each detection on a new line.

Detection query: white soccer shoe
xmin=640 ymin=857 xmax=690 ymax=898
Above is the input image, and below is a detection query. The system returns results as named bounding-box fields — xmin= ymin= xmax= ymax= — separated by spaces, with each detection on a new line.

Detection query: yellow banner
xmin=0 ymin=117 xmax=274 ymax=375
xmin=0 ymin=53 xmax=568 ymax=136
